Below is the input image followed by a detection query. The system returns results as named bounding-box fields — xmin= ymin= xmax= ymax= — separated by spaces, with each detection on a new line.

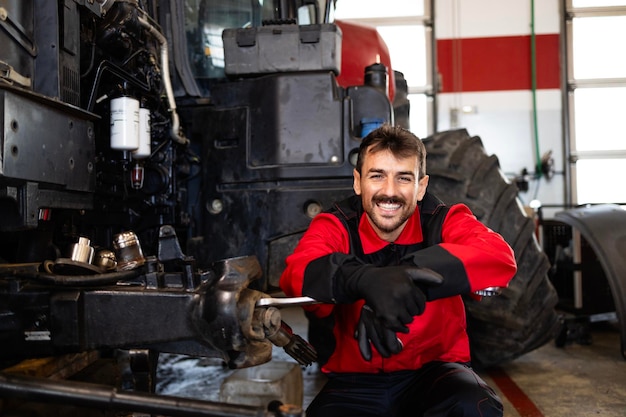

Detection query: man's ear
xmin=417 ymin=175 xmax=429 ymax=201
xmin=353 ymin=169 xmax=362 ymax=195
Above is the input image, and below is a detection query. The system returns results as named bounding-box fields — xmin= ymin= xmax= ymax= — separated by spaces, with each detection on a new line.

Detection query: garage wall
xmin=435 ymin=0 xmax=565 ymax=214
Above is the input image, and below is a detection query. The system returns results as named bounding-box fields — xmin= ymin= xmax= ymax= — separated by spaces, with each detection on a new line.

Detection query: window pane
xmin=575 ymin=159 xmax=626 ymax=204
xmin=377 ymin=25 xmax=427 ymax=87
xmin=572 ymin=16 xmax=626 ymax=79
xmin=334 ymin=0 xmax=424 ymax=19
xmin=573 ymin=88 xmax=626 ymax=151
xmin=572 ymin=0 xmax=626 ymax=7
xmin=408 ymin=93 xmax=429 ymax=139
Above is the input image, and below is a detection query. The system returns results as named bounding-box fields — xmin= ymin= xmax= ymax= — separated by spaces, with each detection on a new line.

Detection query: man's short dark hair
xmin=356 ymin=124 xmax=427 ymax=178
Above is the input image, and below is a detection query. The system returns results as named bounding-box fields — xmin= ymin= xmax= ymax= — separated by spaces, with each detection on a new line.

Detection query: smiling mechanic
xmin=280 ymin=124 xmax=517 ymax=417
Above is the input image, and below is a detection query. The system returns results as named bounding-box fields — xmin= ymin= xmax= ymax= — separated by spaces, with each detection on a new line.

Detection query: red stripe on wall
xmin=437 ymin=34 xmax=560 ymax=93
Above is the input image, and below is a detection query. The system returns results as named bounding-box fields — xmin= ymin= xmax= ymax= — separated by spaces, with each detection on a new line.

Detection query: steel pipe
xmin=0 ymin=372 xmax=267 ymax=417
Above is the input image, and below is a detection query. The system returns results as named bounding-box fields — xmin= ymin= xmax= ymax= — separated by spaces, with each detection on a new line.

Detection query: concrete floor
xmin=157 ymin=306 xmax=626 ymax=416
xmin=482 ymin=323 xmax=626 ymax=416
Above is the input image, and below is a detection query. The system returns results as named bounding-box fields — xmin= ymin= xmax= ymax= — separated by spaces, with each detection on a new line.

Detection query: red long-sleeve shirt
xmin=280 ymin=196 xmax=517 ymax=374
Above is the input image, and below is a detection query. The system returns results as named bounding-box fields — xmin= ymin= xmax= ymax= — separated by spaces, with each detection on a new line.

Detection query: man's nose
xmin=381 ymin=177 xmax=398 ymax=195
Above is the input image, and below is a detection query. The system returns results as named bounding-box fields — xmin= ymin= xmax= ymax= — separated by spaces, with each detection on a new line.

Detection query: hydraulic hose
xmin=13 ymin=269 xmax=141 ymax=286
xmin=531 ymin=0 xmax=542 ymax=178
xmin=137 ymin=14 xmax=189 ymax=146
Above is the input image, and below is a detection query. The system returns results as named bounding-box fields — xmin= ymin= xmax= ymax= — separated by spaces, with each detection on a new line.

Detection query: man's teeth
xmin=377 ymin=202 xmax=401 ymax=210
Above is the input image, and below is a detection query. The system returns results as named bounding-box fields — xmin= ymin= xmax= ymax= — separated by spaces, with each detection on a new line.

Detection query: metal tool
xmin=253 ymin=296 xmax=320 ymax=366
xmin=255 ymin=296 xmax=319 ymax=308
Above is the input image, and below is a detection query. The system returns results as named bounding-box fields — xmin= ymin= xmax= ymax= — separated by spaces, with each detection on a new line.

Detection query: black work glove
xmin=344 ymin=265 xmax=443 ymax=333
xmin=400 ymin=248 xmax=470 ymax=300
xmin=354 ymin=304 xmax=403 ymax=361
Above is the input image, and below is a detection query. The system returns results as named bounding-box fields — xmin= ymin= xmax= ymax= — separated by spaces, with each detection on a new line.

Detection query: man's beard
xmin=367 ymin=195 xmax=415 ymax=234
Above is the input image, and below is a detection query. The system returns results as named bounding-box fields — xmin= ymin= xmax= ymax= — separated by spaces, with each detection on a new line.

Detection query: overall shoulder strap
xmin=326 ymin=195 xmax=365 ymax=257
xmin=419 ymin=192 xmax=450 ymax=247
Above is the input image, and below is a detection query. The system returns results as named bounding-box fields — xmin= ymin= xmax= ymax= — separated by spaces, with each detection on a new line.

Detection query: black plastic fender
xmin=555 ymin=204 xmax=626 ymax=359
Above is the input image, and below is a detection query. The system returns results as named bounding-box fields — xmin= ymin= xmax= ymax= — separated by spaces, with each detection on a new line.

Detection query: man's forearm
xmin=302 ymin=253 xmax=366 ymax=303
xmin=401 ymin=245 xmax=470 ymax=300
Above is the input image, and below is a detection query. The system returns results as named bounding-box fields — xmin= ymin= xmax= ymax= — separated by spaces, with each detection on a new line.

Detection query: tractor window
xmin=184 ymin=0 xmax=270 ymax=79
xmin=333 ymin=0 xmax=424 ymax=18
xmin=333 ymin=0 xmax=433 ymax=138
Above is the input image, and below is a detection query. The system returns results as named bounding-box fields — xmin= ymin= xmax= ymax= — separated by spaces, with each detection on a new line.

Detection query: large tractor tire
xmin=423 ymin=129 xmax=559 ymax=368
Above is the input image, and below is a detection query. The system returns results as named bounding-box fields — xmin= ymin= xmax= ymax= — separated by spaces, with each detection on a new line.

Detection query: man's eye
xmin=369 ymin=174 xmax=383 ymax=180
xmin=399 ymin=176 xmax=413 ymax=183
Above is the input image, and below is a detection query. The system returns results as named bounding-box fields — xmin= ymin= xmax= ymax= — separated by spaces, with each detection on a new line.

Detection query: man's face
xmin=353 ymin=148 xmax=429 ymax=242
